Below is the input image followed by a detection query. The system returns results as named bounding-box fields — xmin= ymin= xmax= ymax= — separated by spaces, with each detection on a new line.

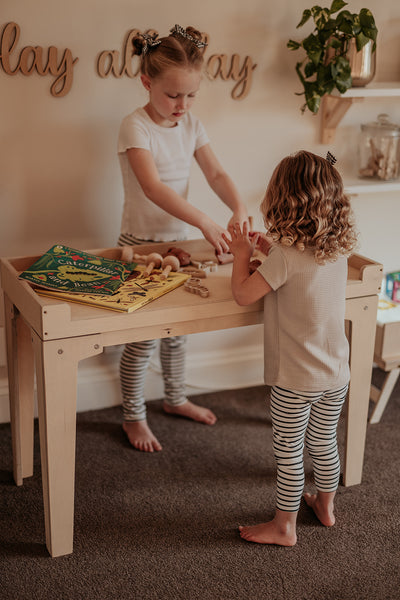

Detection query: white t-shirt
xmin=257 ymin=244 xmax=350 ymax=391
xmin=118 ymin=107 xmax=209 ymax=242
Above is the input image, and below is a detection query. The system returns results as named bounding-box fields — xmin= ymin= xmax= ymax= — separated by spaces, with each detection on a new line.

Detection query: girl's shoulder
xmin=121 ymin=107 xmax=148 ymax=126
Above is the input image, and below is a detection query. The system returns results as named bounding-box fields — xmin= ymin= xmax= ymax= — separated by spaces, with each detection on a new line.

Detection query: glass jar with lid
xmin=358 ymin=113 xmax=400 ymax=181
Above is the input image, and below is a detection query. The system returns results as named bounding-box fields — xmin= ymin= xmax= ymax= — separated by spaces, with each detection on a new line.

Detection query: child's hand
xmin=223 ymin=221 xmax=258 ymax=260
xmin=227 ymin=209 xmax=248 ymax=231
xmin=250 ymin=231 xmax=273 ymax=256
xmin=199 ymin=216 xmax=230 ymax=255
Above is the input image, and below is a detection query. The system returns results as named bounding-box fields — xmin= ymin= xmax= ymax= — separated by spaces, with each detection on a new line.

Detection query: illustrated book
xmin=36 ymin=265 xmax=190 ymax=312
xmin=19 ymin=244 xmax=137 ymax=295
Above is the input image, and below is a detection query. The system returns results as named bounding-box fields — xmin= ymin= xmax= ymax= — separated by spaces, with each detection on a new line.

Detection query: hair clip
xmin=326 ymin=151 xmax=337 ymax=166
xmin=141 ymin=32 xmax=162 ymax=56
xmin=170 ymin=24 xmax=207 ymax=48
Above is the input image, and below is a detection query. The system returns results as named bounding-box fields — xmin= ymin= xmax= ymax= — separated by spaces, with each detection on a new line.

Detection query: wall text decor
xmin=0 ymin=22 xmax=78 ymax=97
xmin=0 ymin=23 xmax=257 ymax=100
xmin=97 ymin=29 xmax=257 ymax=100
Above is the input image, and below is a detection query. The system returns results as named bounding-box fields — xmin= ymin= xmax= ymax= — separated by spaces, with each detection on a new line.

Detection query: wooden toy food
xmin=143 ymin=252 xmax=163 ymax=277
xmin=249 ymin=259 xmax=262 ymax=274
xmin=183 ymin=277 xmax=209 ymax=298
xmin=163 ymin=246 xmax=191 ymax=266
xmin=160 ymin=255 xmax=180 ymax=279
xmin=120 ymin=245 xmax=134 ymax=262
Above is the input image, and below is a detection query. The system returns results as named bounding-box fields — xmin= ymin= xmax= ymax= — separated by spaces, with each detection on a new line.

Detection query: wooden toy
xmin=215 ymin=251 xmax=234 ymax=264
xmin=133 ymin=253 xmax=148 ymax=264
xmin=249 ymin=259 xmax=262 ymax=274
xmin=180 ymin=266 xmax=206 ymax=278
xmin=184 ymin=277 xmax=209 ymax=298
xmin=160 ymin=255 xmax=180 ymax=280
xmin=202 ymin=260 xmax=218 ymax=272
xmin=163 ymin=246 xmax=191 ymax=266
xmin=120 ymin=245 xmax=134 ymax=262
xmin=143 ymin=252 xmax=163 ymax=277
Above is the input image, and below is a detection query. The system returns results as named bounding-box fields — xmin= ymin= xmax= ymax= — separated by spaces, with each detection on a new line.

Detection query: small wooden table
xmin=1 ymin=240 xmax=383 ymax=557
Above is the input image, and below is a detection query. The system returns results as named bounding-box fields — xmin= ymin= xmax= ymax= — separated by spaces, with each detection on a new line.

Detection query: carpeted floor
xmin=1 ymin=369 xmax=399 ymax=600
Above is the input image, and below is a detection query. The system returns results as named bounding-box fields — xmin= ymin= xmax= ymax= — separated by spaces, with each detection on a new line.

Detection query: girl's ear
xmin=141 ymin=74 xmax=151 ymax=91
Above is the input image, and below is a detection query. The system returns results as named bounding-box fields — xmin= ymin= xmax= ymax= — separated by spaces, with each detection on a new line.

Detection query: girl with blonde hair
xmin=223 ymin=150 xmax=357 ymax=546
xmin=117 ymin=25 xmax=248 ymax=452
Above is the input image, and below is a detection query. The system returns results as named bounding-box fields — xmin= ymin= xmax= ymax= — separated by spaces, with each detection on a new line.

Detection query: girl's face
xmin=141 ymin=67 xmax=202 ymax=127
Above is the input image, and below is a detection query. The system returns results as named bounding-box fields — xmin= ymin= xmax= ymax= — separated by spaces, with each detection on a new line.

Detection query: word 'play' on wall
xmin=0 ymin=22 xmax=257 ymax=100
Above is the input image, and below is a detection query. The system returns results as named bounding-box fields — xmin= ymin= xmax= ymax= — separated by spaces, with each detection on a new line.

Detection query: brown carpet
xmin=1 ymin=368 xmax=399 ymax=600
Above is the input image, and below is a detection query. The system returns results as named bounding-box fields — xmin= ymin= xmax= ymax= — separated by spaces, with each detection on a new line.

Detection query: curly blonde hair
xmin=132 ymin=26 xmax=205 ymax=79
xmin=260 ymin=150 xmax=358 ymax=264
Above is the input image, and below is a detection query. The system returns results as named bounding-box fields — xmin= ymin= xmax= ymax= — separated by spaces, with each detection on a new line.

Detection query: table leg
xmin=32 ymin=331 xmax=103 ymax=557
xmin=344 ymin=294 xmax=379 ymax=486
xmin=4 ymin=294 xmax=35 ymax=485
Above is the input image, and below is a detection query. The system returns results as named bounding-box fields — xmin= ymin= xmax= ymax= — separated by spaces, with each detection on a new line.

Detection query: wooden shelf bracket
xmin=320 ymin=95 xmax=363 ymax=144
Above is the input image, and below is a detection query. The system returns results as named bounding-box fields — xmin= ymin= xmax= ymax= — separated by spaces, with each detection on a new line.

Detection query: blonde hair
xmin=260 ymin=150 xmax=357 ymax=264
xmin=132 ymin=26 xmax=205 ymax=78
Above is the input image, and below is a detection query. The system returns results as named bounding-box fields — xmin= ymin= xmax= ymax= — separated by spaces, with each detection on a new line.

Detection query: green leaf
xmin=334 ymin=56 xmax=352 ymax=92
xmin=328 ymin=36 xmax=342 ymax=49
xmin=303 ymin=34 xmax=323 ymax=66
xmin=335 ymin=55 xmax=351 ymax=76
xmin=287 ymin=39 xmax=301 ymax=50
xmin=330 ymin=0 xmax=347 ymax=14
xmin=304 ymin=84 xmax=321 ymax=113
xmin=359 ymin=8 xmax=377 ymax=31
xmin=304 ymin=61 xmax=317 ymax=78
xmin=355 ymin=31 xmax=369 ymax=51
xmin=336 ymin=76 xmax=352 ymax=93
xmin=297 ymin=9 xmax=312 ymax=28
xmin=295 ymin=61 xmax=306 ymax=85
xmin=336 ymin=11 xmax=354 ymax=35
xmin=313 ymin=7 xmax=331 ymax=29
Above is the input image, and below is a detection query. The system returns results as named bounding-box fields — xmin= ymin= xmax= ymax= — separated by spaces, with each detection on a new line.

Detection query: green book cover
xmin=19 ymin=244 xmax=137 ymax=295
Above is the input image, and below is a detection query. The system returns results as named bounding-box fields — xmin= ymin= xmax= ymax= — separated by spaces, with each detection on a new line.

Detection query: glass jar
xmin=358 ymin=113 xmax=400 ymax=181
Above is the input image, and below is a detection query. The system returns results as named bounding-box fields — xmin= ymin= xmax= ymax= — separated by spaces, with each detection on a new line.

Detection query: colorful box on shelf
xmin=385 ymin=271 xmax=400 ymax=302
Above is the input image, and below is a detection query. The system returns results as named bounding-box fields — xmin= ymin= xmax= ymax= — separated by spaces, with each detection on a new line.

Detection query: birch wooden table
xmin=1 ymin=239 xmax=383 ymax=557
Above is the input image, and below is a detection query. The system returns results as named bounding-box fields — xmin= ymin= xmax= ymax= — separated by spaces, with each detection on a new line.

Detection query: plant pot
xmin=347 ymin=38 xmax=376 ymax=87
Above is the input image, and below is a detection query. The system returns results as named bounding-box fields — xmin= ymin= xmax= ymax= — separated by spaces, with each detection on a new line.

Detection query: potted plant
xmin=287 ymin=0 xmax=378 ymax=114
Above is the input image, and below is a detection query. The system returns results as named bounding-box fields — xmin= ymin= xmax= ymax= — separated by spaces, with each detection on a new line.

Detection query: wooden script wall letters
xmin=0 ymin=23 xmax=257 ymax=100
xmin=0 ymin=22 xmax=78 ymax=97
xmin=97 ymin=29 xmax=257 ymax=100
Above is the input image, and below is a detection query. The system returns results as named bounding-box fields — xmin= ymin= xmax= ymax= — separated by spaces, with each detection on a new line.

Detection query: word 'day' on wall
xmin=97 ymin=29 xmax=257 ymax=100
xmin=0 ymin=22 xmax=78 ymax=97
xmin=205 ymin=54 xmax=256 ymax=100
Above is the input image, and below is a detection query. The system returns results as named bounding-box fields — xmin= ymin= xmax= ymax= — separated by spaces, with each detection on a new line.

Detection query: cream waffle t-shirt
xmin=257 ymin=244 xmax=350 ymax=391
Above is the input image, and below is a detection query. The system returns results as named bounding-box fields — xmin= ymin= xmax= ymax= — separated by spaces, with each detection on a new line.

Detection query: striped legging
xmin=270 ymin=384 xmax=348 ymax=512
xmin=118 ymin=233 xmax=188 ymax=422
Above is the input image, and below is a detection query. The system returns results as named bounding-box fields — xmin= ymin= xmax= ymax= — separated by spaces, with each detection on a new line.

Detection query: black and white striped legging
xmin=118 ymin=233 xmax=187 ymax=422
xmin=270 ymin=383 xmax=348 ymax=512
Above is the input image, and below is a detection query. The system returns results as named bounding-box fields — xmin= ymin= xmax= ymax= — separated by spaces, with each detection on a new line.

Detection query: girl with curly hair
xmin=223 ymin=150 xmax=358 ymax=546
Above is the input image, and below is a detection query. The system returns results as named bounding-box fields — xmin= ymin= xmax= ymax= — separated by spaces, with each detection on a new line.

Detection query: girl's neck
xmin=143 ymin=103 xmax=178 ymax=128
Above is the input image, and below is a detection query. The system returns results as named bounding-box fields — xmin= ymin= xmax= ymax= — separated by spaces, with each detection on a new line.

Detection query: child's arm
xmin=127 ymin=148 xmax=230 ymax=254
xmin=223 ymin=223 xmax=272 ymax=306
xmin=194 ymin=144 xmax=248 ymax=228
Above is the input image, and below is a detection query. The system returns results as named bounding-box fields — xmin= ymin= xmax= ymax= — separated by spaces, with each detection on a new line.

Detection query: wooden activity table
xmin=1 ymin=240 xmax=383 ymax=557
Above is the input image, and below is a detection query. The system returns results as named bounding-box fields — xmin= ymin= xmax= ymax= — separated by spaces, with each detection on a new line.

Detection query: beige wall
xmin=1 ymin=0 xmax=399 ymax=418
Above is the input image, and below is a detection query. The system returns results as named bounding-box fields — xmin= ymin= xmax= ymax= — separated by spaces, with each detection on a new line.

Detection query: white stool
xmin=370 ymin=318 xmax=400 ymax=423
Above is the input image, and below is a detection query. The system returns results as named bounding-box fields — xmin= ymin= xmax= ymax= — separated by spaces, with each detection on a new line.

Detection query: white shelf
xmin=321 ymin=82 xmax=400 ymax=143
xmin=333 ymin=81 xmax=400 ymax=98
xmin=344 ymin=179 xmax=400 ymax=194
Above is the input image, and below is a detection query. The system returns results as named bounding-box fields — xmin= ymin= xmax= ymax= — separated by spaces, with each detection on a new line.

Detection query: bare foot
xmin=163 ymin=399 xmax=217 ymax=425
xmin=239 ymin=519 xmax=297 ymax=547
xmin=122 ymin=420 xmax=162 ymax=452
xmin=304 ymin=492 xmax=335 ymax=526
